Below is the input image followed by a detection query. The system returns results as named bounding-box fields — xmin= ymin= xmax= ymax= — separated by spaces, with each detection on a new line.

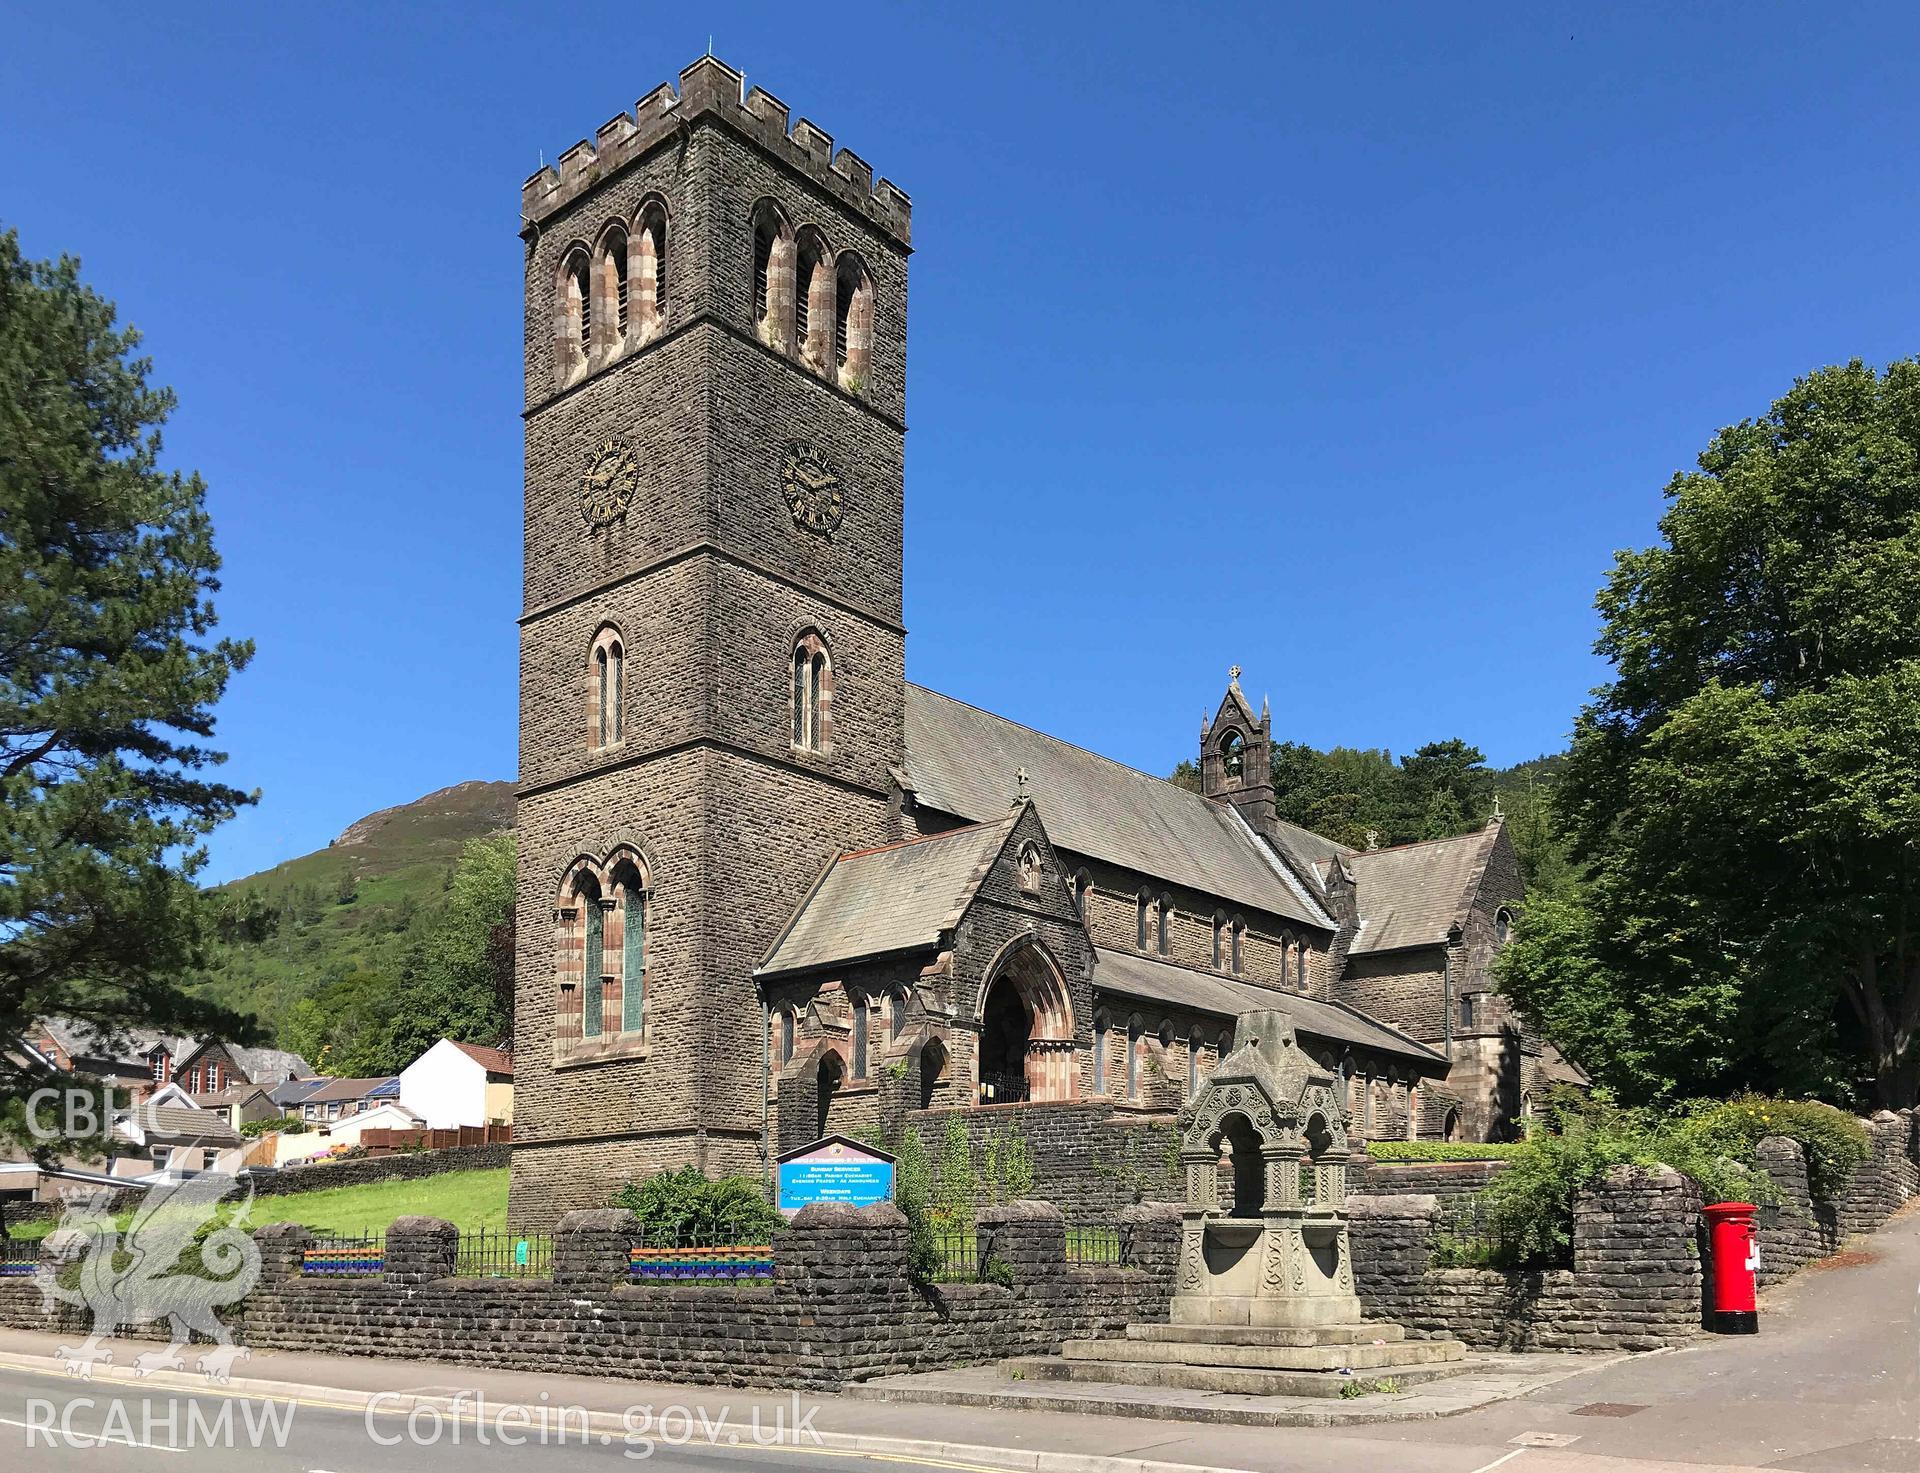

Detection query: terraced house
xmin=508 ymin=58 xmax=1583 ymax=1226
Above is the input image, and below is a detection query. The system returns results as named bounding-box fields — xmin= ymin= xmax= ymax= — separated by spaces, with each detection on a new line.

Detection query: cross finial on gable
xmin=1014 ymin=766 xmax=1029 ymax=805
xmin=1228 ymin=664 xmax=1242 ymax=687
xmin=1365 ymin=828 xmax=1380 ymax=850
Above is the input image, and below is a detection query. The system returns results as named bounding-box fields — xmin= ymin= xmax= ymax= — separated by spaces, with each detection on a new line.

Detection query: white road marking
xmin=1470 ymin=1448 xmax=1530 ymax=1473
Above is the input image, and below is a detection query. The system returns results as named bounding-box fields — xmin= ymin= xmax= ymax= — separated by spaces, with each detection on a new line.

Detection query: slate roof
xmin=450 ymin=1042 xmax=514 ymax=1078
xmin=1345 ymin=824 xmax=1502 ymax=955
xmin=189 ymin=1085 xmax=274 ymax=1109
xmin=1273 ymin=818 xmax=1353 ymax=868
xmin=903 ymin=686 xmax=1333 ymax=930
xmin=299 ymin=1076 xmax=398 ymax=1104
xmin=222 ymin=1045 xmax=314 ymax=1084
xmin=759 ymin=816 xmax=1016 ymax=977
xmin=28 ymin=1021 xmax=313 ymax=1084
xmin=1538 ymin=1042 xmax=1592 ymax=1089
xmin=270 ymin=1078 xmax=326 ymax=1108
xmin=33 ymin=1018 xmax=194 ymax=1069
xmin=139 ymin=1106 xmax=242 ymax=1147
xmin=1091 ymin=949 xmax=1445 ymax=1067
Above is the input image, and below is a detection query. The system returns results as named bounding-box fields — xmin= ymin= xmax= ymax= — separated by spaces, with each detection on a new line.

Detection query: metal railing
xmin=455 ymin=1229 xmax=553 ymax=1280
xmin=627 ymin=1243 xmax=773 ymax=1282
xmin=1432 ymin=1194 xmax=1558 ymax=1270
xmin=1064 ymin=1224 xmax=1124 ymax=1265
xmin=976 ymin=1072 xmax=1030 ymax=1105
xmin=301 ymin=1233 xmax=385 ymax=1277
xmin=929 ymin=1227 xmax=979 ymax=1282
xmin=621 ymin=1228 xmax=775 ymax=1283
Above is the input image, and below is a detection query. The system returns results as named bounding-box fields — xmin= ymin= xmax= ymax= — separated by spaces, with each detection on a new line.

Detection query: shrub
xmin=1366 ymin=1142 xmax=1529 ymax=1163
xmin=1464 ymin=1092 xmax=1773 ymax=1269
xmin=608 ymin=1167 xmax=784 ymax=1244
xmin=932 ymin=1116 xmax=975 ymax=1228
xmin=1002 ymin=1123 xmax=1036 ymax=1198
xmin=1439 ymin=1090 xmax=1871 ymax=1268
xmin=1668 ymin=1095 xmax=1870 ymax=1203
xmin=859 ymin=1122 xmax=941 ymax=1289
xmin=240 ymin=1116 xmax=308 ymax=1138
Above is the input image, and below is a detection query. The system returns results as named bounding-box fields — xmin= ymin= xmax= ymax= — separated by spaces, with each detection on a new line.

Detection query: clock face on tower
xmin=580 ymin=439 xmax=640 ymax=528
xmin=782 ymin=442 xmax=844 ymax=535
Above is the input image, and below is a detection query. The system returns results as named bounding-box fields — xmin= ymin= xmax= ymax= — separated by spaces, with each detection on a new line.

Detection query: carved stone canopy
xmin=1178 ymin=1009 xmax=1348 ymax=1159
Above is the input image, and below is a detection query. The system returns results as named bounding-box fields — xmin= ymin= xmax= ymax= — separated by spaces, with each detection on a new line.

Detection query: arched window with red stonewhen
xmin=633 ymin=200 xmax=668 ymax=341
xmin=794 ymin=229 xmax=832 ymax=371
xmin=556 ymin=246 xmax=593 ymax=381
xmin=589 ymin=627 xmax=624 ymax=751
xmin=833 ymin=251 xmax=872 ymax=392
xmin=751 ymin=199 xmax=794 ymax=349
xmin=791 ymin=629 xmax=831 ymax=753
xmin=598 ymin=225 xmax=629 ymax=342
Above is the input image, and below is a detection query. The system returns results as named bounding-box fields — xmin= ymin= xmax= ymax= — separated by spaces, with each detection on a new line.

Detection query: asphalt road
xmin=0 ymin=1363 xmax=919 ymax=1473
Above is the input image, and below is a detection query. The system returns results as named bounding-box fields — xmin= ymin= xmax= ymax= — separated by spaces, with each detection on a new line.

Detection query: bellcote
xmin=1200 ymin=665 xmax=1276 ymax=837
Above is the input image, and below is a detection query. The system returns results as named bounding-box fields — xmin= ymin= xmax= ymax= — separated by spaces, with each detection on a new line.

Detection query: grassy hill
xmin=195 ymin=780 xmax=514 ymax=1039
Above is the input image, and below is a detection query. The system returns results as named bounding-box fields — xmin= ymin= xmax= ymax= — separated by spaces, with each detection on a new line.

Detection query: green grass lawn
xmin=248 ymin=1167 xmax=511 ymax=1237
xmin=3 ymin=1167 xmax=512 ymax=1244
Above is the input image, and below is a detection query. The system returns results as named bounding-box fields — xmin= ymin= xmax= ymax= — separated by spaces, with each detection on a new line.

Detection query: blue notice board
xmin=776 ymin=1136 xmax=896 ymax=1215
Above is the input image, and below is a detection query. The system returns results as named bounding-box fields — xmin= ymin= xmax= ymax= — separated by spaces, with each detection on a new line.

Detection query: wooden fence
xmin=356 ymin=1125 xmax=512 ymax=1153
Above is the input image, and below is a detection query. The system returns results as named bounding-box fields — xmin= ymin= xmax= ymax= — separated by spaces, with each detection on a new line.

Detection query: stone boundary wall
xmin=0 ymin=1199 xmax=1174 ymax=1391
xmin=1350 ymin=1109 xmax=1920 ymax=1349
xmin=1349 ymin=1158 xmax=1512 ymax=1197
xmin=897 ymin=1103 xmax=1525 ymax=1220
xmin=248 ymin=1143 xmax=511 ymax=1199
xmin=1752 ymin=1111 xmax=1918 ymax=1285
xmin=1350 ymin=1165 xmax=1704 ymax=1352
xmin=905 ymin=1102 xmax=1183 ymax=1222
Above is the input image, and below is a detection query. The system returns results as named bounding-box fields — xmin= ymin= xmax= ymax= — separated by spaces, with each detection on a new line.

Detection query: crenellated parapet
xmin=522 ymin=55 xmax=911 ymax=246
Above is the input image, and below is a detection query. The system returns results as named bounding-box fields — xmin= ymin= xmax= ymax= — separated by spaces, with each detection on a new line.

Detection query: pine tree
xmin=1 ymin=229 xmax=255 ymax=1154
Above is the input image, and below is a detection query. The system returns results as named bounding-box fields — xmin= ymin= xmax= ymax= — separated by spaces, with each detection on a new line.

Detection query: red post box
xmin=1703 ymin=1201 xmax=1759 ymax=1333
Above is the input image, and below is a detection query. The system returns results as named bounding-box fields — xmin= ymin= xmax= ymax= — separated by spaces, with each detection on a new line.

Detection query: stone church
xmin=507 ymin=57 xmax=1582 ymax=1225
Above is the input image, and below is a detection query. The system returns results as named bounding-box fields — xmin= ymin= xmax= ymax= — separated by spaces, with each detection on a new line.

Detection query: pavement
xmin=0 ymin=1203 xmax=1914 ymax=1473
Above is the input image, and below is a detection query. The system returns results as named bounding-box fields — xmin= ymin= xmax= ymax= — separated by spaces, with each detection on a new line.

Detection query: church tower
xmin=509 ymin=59 xmax=912 ymax=1225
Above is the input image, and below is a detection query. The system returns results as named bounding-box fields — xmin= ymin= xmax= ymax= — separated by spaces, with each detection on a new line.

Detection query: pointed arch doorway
xmin=977 ymin=939 xmax=1075 ymax=1104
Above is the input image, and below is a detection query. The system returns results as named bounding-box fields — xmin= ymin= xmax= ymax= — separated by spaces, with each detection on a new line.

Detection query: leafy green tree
xmin=1399 ymin=739 xmax=1491 ymax=840
xmin=382 ymin=832 xmax=515 ymax=1066
xmin=1275 ymin=745 xmax=1400 ymax=847
xmin=281 ymin=970 xmax=400 ymax=1077
xmin=1508 ymin=359 xmax=1920 ymax=1108
xmin=1492 ymin=761 xmax=1577 ymax=900
xmin=0 ymin=229 xmax=254 ymax=1155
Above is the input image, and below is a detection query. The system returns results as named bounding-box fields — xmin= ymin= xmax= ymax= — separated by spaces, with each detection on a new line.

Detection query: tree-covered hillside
xmin=192 ymin=780 xmax=514 ymax=1072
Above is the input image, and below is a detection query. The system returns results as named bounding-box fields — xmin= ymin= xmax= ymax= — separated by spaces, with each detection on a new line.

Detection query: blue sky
xmin=5 ymin=4 xmax=1916 ymax=883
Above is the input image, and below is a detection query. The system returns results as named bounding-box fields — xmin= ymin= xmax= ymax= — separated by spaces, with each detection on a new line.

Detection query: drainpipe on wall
xmin=759 ymin=985 xmax=772 ymax=1199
